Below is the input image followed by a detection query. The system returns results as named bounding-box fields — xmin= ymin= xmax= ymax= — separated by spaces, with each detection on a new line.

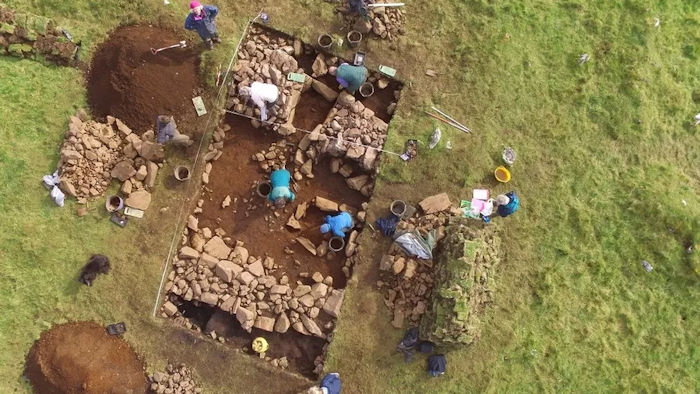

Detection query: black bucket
xmin=347 ymin=30 xmax=362 ymax=48
xmin=174 ymin=165 xmax=191 ymax=181
xmin=390 ymin=200 xmax=407 ymax=217
xmin=317 ymin=34 xmax=333 ymax=50
xmin=256 ymin=182 xmax=272 ymax=198
xmin=359 ymin=82 xmax=374 ymax=98
xmin=329 ymin=236 xmax=345 ymax=252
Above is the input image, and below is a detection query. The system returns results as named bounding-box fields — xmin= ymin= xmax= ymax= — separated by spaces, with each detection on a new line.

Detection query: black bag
xmin=427 ymin=354 xmax=446 ymax=377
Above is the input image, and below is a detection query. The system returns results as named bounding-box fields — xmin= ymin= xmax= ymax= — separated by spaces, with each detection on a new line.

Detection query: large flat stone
xmin=418 ymin=193 xmax=452 ymax=214
xmin=203 ymin=236 xmax=231 ymax=259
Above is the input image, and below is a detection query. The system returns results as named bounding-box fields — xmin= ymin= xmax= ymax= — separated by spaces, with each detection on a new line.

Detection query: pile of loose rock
xmin=252 ymin=140 xmax=293 ymax=175
xmin=148 ymin=363 xmax=201 ymax=394
xmin=377 ymin=193 xmax=461 ymax=328
xmin=58 ymin=111 xmax=163 ymax=207
xmin=300 ymin=92 xmax=386 ymax=191
xmin=0 ymin=4 xmax=79 ymax=65
xmin=339 ymin=3 xmax=406 ymax=41
xmin=160 ymin=230 xmax=346 ymax=339
xmin=226 ymin=26 xmax=304 ymax=135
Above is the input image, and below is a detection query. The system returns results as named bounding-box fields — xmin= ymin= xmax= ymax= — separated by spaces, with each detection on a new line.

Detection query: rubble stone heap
xmin=378 ymin=209 xmax=452 ymax=329
xmin=226 ymin=26 xmax=304 ymax=135
xmin=58 ymin=111 xmax=163 ymax=204
xmin=160 ymin=237 xmax=345 ymax=339
xmin=339 ymin=2 xmax=407 ymax=42
xmin=148 ymin=363 xmax=202 ymax=394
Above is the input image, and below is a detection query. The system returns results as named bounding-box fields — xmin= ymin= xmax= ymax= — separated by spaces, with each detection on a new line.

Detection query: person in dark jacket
xmin=184 ymin=2 xmax=220 ymax=49
xmin=348 ymin=0 xmax=371 ymax=18
xmin=156 ymin=115 xmax=192 ymax=146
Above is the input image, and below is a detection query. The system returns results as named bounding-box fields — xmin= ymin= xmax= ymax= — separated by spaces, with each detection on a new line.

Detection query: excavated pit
xmin=177 ymin=299 xmax=326 ymax=378
xmin=160 ymin=24 xmax=404 ymax=379
xmin=198 ymin=114 xmax=368 ymax=288
xmin=87 ymin=24 xmax=204 ymax=134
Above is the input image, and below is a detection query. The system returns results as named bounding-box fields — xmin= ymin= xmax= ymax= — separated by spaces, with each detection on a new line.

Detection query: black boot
xmin=204 ymin=38 xmax=213 ymax=49
xmin=212 ymin=34 xmax=221 ymax=43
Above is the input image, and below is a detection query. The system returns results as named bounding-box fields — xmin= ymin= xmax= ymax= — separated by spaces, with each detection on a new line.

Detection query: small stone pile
xmin=251 ymin=140 xmax=293 ymax=174
xmin=291 ymin=92 xmax=386 ymax=197
xmin=148 ymin=363 xmax=201 ymax=394
xmin=378 ymin=193 xmax=460 ymax=328
xmin=226 ymin=26 xmax=304 ymax=135
xmin=0 ymin=4 xmax=79 ymax=65
xmin=58 ymin=111 xmax=163 ymax=206
xmin=340 ymin=3 xmax=406 ymax=41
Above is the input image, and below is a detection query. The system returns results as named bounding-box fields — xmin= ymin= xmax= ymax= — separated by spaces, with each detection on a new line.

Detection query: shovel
xmin=150 ymin=40 xmax=186 ymax=55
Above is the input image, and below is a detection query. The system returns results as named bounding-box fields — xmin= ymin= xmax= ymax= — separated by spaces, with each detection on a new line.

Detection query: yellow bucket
xmin=252 ymin=337 xmax=269 ymax=354
xmin=494 ymin=166 xmax=511 ymax=183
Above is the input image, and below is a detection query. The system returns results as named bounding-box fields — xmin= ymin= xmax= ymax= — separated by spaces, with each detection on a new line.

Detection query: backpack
xmin=427 ymin=354 xmax=447 ymax=377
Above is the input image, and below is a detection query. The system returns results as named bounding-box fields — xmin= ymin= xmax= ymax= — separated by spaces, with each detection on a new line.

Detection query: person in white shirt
xmin=239 ymin=82 xmax=279 ymax=122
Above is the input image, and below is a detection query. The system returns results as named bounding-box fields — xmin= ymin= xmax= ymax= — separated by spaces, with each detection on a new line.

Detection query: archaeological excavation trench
xmin=158 ymin=23 xmax=404 ymax=378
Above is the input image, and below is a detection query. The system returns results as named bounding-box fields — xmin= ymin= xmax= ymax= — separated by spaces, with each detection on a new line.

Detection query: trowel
xmin=150 ymin=40 xmax=187 ymax=55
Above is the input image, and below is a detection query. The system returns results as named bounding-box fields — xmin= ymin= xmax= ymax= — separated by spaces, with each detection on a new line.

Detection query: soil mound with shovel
xmin=25 ymin=321 xmax=148 ymax=393
xmin=87 ymin=24 xmax=201 ymax=133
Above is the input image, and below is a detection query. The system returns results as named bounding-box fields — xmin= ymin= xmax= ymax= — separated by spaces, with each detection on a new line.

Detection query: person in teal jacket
xmin=496 ymin=191 xmax=519 ymax=217
xmin=268 ymin=169 xmax=295 ymax=208
xmin=329 ymin=63 xmax=368 ymax=94
xmin=320 ymin=212 xmax=354 ymax=237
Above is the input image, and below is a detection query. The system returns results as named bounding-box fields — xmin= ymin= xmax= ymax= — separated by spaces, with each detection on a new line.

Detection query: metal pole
xmin=431 ymin=106 xmax=472 ymax=133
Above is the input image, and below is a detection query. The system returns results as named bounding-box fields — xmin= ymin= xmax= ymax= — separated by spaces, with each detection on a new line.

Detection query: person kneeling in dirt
xmin=156 ymin=115 xmax=193 ymax=147
xmin=239 ymin=82 xmax=279 ymax=122
xmin=320 ymin=212 xmax=354 ymax=238
xmin=268 ymin=169 xmax=295 ymax=208
xmin=495 ymin=191 xmax=519 ymax=218
xmin=348 ymin=0 xmax=372 ymax=18
xmin=329 ymin=63 xmax=368 ymax=95
xmin=184 ymin=1 xmax=220 ymax=49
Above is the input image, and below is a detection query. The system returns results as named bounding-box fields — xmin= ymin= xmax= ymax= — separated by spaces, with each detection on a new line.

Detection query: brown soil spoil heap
xmin=87 ymin=24 xmax=200 ymax=132
xmin=25 ymin=321 xmax=148 ymax=394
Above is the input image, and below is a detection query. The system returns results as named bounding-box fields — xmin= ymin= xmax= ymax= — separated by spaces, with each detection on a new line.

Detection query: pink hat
xmin=189 ymin=1 xmax=201 ymax=9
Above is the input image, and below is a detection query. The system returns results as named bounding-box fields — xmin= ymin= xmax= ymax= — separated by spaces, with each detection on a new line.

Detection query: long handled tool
xmin=424 ymin=111 xmax=470 ymax=134
xmin=431 ymin=106 xmax=472 ymax=133
xmin=150 ymin=40 xmax=187 ymax=55
xmin=367 ymin=3 xmax=405 ymax=7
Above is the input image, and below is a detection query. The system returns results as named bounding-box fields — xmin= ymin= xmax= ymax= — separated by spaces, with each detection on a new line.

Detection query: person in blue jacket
xmin=184 ymin=2 xmax=220 ymax=49
xmin=320 ymin=373 xmax=341 ymax=394
xmin=496 ymin=191 xmax=519 ymax=218
xmin=320 ymin=212 xmax=354 ymax=238
xmin=268 ymin=169 xmax=295 ymax=208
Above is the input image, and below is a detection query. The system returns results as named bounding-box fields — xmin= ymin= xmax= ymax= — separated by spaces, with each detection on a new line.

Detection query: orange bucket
xmin=494 ymin=166 xmax=511 ymax=183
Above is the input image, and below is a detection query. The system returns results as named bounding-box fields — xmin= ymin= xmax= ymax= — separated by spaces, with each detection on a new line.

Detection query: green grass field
xmin=0 ymin=0 xmax=698 ymax=392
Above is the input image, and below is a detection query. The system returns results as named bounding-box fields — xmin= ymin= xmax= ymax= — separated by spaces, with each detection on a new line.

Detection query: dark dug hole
xmin=199 ymin=114 xmax=367 ymax=288
xmin=25 ymin=321 xmax=147 ymax=393
xmin=87 ymin=24 xmax=203 ymax=133
xmin=177 ymin=299 xmax=325 ymax=378
xmin=293 ymin=89 xmax=336 ymax=131
xmin=360 ymin=78 xmax=402 ymax=123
